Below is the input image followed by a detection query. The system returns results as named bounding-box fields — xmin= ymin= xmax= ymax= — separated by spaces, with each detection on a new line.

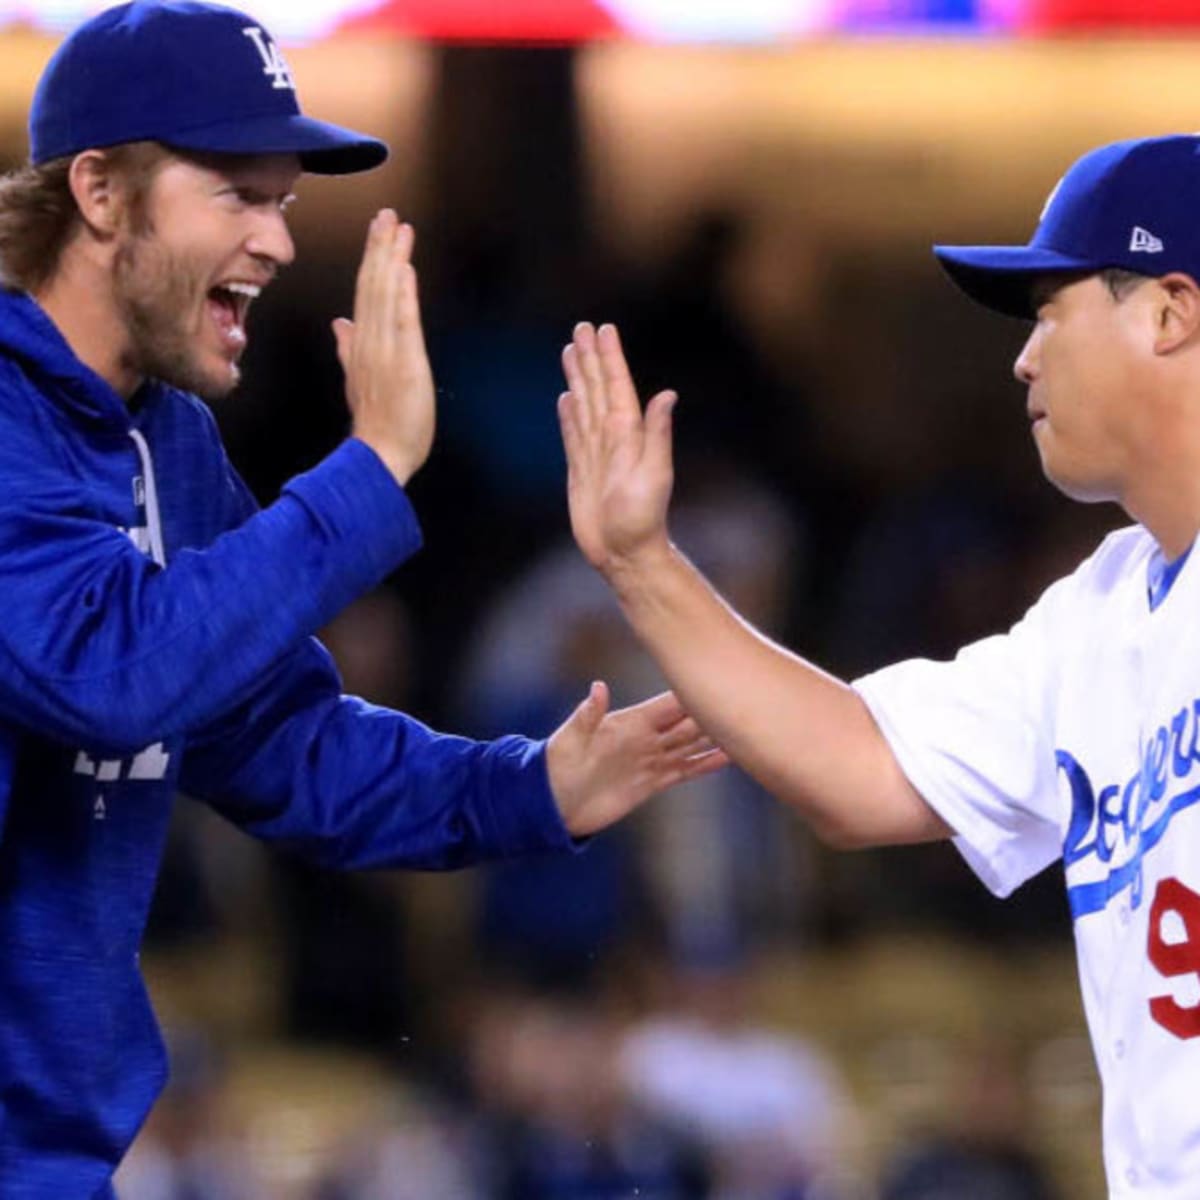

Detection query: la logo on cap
xmin=1039 ymin=175 xmax=1065 ymax=221
xmin=1130 ymin=226 xmax=1164 ymax=254
xmin=243 ymin=26 xmax=294 ymax=91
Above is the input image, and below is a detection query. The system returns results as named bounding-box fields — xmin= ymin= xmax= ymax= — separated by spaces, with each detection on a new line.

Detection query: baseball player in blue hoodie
xmin=0 ymin=3 xmax=727 ymax=1194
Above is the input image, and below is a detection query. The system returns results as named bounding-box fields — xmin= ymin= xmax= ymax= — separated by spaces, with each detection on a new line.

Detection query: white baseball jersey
xmin=854 ymin=523 xmax=1200 ymax=1199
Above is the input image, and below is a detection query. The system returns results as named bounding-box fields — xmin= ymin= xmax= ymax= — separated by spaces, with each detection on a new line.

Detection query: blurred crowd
xmin=117 ymin=965 xmax=1075 ymax=1200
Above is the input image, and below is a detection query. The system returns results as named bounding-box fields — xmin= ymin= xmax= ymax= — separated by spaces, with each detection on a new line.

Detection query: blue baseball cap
xmin=935 ymin=135 xmax=1200 ymax=319
xmin=29 ymin=1 xmax=387 ymax=175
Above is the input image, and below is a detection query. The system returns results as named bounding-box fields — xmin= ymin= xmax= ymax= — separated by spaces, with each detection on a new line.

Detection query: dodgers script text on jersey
xmin=856 ymin=526 xmax=1200 ymax=1198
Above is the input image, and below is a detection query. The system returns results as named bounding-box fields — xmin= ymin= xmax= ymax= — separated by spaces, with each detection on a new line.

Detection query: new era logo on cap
xmin=1130 ymin=226 xmax=1164 ymax=254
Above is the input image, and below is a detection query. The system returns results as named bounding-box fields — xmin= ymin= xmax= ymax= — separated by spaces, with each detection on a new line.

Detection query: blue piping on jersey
xmin=1067 ymin=780 xmax=1200 ymax=920
xmin=1147 ymin=544 xmax=1192 ymax=612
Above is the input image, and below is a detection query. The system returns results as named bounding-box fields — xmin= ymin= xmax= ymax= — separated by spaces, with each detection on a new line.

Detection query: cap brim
xmin=164 ymin=112 xmax=387 ymax=175
xmin=933 ymin=244 xmax=1097 ymax=319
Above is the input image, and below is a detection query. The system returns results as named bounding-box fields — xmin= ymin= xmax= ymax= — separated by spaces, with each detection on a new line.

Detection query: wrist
xmin=543 ymin=727 xmax=579 ymax=831
xmin=604 ymin=537 xmax=677 ymax=599
xmin=354 ymin=434 xmax=414 ymax=488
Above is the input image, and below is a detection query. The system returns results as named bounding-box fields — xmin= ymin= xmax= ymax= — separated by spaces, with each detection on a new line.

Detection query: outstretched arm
xmin=558 ymin=322 xmax=949 ymax=849
xmin=181 ymin=639 xmax=725 ymax=869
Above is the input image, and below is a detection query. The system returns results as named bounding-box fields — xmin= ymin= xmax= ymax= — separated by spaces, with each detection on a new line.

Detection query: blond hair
xmin=0 ymin=142 xmax=170 ymax=292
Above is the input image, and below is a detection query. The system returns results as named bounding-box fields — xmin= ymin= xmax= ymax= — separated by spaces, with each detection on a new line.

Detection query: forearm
xmin=182 ymin=641 xmax=578 ymax=870
xmin=605 ymin=543 xmax=949 ymax=848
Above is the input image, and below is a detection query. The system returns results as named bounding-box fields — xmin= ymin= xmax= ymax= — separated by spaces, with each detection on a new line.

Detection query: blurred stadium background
xmin=5 ymin=1 xmax=1199 ymax=1196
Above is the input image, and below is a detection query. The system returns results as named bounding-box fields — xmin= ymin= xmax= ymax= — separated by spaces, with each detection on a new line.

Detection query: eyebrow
xmin=236 ymin=185 xmax=298 ymax=207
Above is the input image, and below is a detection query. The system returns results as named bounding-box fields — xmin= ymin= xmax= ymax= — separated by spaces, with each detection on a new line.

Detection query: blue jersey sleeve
xmin=178 ymin=637 xmax=578 ymax=869
xmin=0 ymin=398 xmax=420 ymax=756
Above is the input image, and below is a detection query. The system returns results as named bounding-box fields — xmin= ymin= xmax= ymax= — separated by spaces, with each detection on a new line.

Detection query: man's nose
xmin=1013 ymin=326 xmax=1040 ymax=385
xmin=247 ymin=208 xmax=295 ymax=269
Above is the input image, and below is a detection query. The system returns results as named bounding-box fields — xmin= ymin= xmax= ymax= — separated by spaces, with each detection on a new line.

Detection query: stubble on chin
xmin=112 ymin=232 xmax=241 ymax=402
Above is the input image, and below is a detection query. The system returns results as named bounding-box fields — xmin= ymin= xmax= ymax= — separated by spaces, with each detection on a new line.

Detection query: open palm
xmin=558 ymin=323 xmax=678 ymax=574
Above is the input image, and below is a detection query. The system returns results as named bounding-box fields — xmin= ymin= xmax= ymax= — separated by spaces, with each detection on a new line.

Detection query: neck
xmin=33 ymin=250 xmax=141 ymax=400
xmin=1142 ymin=509 xmax=1200 ymax=562
xmin=1121 ymin=424 xmax=1200 ymax=561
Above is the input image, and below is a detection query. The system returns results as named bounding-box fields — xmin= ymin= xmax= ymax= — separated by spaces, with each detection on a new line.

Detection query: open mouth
xmin=206 ymin=281 xmax=261 ymax=351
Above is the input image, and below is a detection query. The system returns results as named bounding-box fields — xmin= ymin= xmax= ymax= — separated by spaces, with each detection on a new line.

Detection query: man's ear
xmin=67 ymin=150 xmax=126 ymax=239
xmin=1152 ymin=273 xmax=1200 ymax=355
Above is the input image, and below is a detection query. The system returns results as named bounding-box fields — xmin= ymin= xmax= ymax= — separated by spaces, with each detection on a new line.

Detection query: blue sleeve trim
xmin=476 ymin=736 xmax=581 ymax=858
xmin=284 ymin=439 xmax=422 ymax=576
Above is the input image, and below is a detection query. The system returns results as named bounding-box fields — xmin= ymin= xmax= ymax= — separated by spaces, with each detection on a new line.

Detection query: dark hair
xmin=0 ymin=142 xmax=169 ymax=292
xmin=1099 ymin=266 xmax=1149 ymax=302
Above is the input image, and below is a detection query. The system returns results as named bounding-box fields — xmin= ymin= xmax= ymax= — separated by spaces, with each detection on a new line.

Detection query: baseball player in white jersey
xmin=556 ymin=133 xmax=1200 ymax=1197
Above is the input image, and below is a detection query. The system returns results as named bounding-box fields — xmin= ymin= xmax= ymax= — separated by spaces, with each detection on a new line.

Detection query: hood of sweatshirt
xmin=0 ymin=288 xmax=168 ymax=428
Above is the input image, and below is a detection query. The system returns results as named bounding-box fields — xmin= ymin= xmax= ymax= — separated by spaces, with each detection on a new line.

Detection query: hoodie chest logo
xmin=74 ymin=743 xmax=171 ymax=788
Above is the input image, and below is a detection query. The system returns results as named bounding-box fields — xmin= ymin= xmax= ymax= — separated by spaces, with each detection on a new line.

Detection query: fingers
xmin=643 ymin=388 xmax=678 ymax=478
xmin=558 ymin=390 xmax=593 ymax=496
xmin=626 ymin=689 xmax=686 ymax=732
xmin=353 ymin=208 xmax=394 ymax=329
xmin=346 ymin=209 xmax=423 ymax=371
xmin=658 ymin=716 xmax=706 ymax=753
xmin=568 ymin=679 xmax=610 ymax=738
xmin=391 ymin=221 xmax=416 ymax=326
xmin=562 ymin=339 xmax=595 ymax=438
xmin=395 ymin=241 xmax=421 ymax=332
xmin=574 ymin=323 xmax=607 ymax=427
xmin=558 ymin=390 xmax=581 ymax=465
xmin=588 ymin=678 xmax=611 ymax=718
xmin=375 ymin=219 xmax=405 ymax=339
xmin=658 ymin=717 xmax=722 ymax=768
xmin=394 ymin=244 xmax=429 ymax=376
xmin=596 ymin=324 xmax=644 ymax=418
xmin=354 ymin=210 xmax=418 ymax=344
xmin=331 ymin=317 xmax=353 ymax=373
xmin=660 ymin=746 xmax=731 ymax=789
xmin=640 ymin=691 xmax=727 ymax=786
xmin=349 ymin=214 xmax=378 ymax=324
xmin=668 ymin=747 xmax=731 ymax=786
xmin=563 ymin=321 xmax=638 ymax=435
xmin=394 ymin=219 xmax=414 ymax=265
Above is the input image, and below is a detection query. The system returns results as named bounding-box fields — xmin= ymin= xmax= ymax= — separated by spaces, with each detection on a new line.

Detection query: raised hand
xmin=559 ymin=323 xmax=678 ymax=577
xmin=333 ymin=210 xmax=435 ymax=486
xmin=544 ymin=682 xmax=728 ymax=837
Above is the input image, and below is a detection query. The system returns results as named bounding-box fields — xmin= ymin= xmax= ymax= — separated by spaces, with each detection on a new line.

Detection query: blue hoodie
xmin=0 ymin=290 xmax=574 ymax=1197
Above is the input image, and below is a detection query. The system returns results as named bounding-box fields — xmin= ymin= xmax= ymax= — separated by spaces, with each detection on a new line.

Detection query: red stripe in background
xmin=337 ymin=0 xmax=623 ymax=42
xmin=1025 ymin=0 xmax=1200 ymax=29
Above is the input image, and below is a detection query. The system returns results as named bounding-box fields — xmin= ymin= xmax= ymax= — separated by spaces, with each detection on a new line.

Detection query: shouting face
xmin=112 ymin=151 xmax=299 ymax=400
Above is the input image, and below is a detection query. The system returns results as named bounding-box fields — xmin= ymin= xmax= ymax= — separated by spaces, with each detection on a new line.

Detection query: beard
xmin=112 ymin=230 xmax=242 ymax=402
